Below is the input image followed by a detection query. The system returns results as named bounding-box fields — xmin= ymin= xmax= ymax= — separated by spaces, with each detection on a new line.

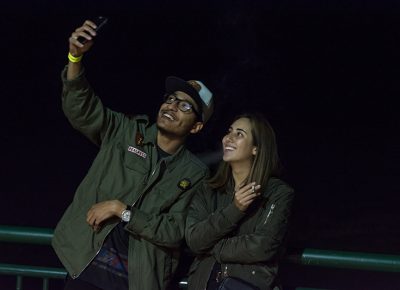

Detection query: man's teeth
xmin=163 ymin=113 xmax=174 ymax=120
xmin=225 ymin=146 xmax=235 ymax=151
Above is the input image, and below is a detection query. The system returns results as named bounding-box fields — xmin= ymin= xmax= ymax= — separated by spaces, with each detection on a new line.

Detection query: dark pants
xmin=64 ymin=276 xmax=103 ymax=290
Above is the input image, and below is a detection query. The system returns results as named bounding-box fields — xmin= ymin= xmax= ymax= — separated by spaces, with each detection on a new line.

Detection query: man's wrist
xmin=68 ymin=52 xmax=83 ymax=63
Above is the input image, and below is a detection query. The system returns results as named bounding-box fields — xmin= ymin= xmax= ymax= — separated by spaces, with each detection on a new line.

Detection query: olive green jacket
xmin=52 ymin=67 xmax=208 ymax=290
xmin=185 ymin=178 xmax=294 ymax=290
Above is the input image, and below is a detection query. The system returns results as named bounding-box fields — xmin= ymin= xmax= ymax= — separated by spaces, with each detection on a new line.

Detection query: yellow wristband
xmin=68 ymin=52 xmax=83 ymax=63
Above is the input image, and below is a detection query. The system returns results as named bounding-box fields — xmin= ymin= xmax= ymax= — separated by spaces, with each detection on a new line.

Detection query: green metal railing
xmin=285 ymin=248 xmax=400 ymax=273
xmin=0 ymin=263 xmax=66 ymax=290
xmin=0 ymin=226 xmax=66 ymax=290
xmin=1 ymin=225 xmax=400 ymax=289
xmin=0 ymin=226 xmax=53 ymax=245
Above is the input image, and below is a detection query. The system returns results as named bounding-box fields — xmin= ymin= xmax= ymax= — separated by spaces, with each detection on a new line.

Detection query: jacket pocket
xmin=96 ymin=143 xmax=148 ymax=199
xmin=122 ymin=143 xmax=149 ymax=174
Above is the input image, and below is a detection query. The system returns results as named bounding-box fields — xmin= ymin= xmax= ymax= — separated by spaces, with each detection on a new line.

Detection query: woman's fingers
xmin=234 ymin=183 xmax=261 ymax=211
xmin=240 ymin=192 xmax=259 ymax=203
xmin=236 ymin=182 xmax=255 ymax=194
xmin=236 ymin=183 xmax=261 ymax=197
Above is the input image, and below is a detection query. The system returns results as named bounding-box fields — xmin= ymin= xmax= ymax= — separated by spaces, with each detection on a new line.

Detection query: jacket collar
xmin=143 ymin=123 xmax=189 ymax=172
xmin=142 ymin=122 xmax=157 ymax=145
xmin=162 ymin=144 xmax=188 ymax=172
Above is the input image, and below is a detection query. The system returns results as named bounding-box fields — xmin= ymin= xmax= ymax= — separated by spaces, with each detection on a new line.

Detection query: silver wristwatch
xmin=121 ymin=205 xmax=132 ymax=222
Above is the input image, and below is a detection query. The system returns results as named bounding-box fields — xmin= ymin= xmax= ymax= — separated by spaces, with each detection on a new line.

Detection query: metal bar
xmin=0 ymin=263 xmax=66 ymax=279
xmin=285 ymin=248 xmax=400 ymax=272
xmin=0 ymin=226 xmax=53 ymax=245
xmin=43 ymin=277 xmax=49 ymax=290
xmin=16 ymin=275 xmax=22 ymax=290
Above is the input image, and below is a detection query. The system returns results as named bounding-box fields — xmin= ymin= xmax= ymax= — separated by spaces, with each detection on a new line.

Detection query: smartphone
xmin=77 ymin=16 xmax=108 ymax=44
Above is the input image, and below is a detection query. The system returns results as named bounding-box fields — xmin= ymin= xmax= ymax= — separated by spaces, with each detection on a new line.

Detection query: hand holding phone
xmin=77 ymin=16 xmax=108 ymax=44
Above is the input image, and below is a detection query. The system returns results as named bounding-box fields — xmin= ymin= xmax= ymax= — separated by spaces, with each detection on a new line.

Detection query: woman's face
xmin=222 ymin=117 xmax=257 ymax=165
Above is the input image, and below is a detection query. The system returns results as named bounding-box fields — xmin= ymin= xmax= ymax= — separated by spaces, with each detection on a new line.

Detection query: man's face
xmin=156 ymin=91 xmax=201 ymax=138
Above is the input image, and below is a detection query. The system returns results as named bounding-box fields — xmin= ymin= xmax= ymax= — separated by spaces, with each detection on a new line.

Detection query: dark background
xmin=1 ymin=1 xmax=400 ymax=289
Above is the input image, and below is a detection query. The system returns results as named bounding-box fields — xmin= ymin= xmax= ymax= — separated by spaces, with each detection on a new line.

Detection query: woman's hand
xmin=234 ymin=182 xmax=261 ymax=212
xmin=87 ymin=200 xmax=126 ymax=231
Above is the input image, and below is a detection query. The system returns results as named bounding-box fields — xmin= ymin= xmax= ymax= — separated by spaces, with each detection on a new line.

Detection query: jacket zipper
xmin=131 ymin=160 xmax=161 ymax=208
xmin=74 ymin=224 xmax=116 ymax=278
xmin=263 ymin=203 xmax=276 ymax=224
xmin=128 ymin=160 xmax=163 ymax=289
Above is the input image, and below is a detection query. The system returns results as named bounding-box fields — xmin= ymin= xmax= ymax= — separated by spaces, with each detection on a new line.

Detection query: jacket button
xmin=72 ymin=274 xmax=77 ymax=278
xmin=251 ymin=270 xmax=256 ymax=275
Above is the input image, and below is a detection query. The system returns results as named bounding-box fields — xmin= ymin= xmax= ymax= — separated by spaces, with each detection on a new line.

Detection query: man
xmin=52 ymin=19 xmax=214 ymax=290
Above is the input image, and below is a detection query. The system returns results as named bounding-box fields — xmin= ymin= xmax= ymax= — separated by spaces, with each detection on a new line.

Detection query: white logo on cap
xmin=195 ymin=80 xmax=213 ymax=106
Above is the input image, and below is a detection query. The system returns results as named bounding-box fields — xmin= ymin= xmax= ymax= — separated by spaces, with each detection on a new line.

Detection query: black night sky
xmin=1 ymin=1 xmax=400 ymax=289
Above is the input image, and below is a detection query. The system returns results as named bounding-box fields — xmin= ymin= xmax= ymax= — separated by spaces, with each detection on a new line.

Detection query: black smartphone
xmin=77 ymin=16 xmax=108 ymax=44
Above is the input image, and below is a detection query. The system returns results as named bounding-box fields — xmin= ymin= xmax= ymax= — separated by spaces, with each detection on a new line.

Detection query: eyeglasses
xmin=163 ymin=93 xmax=199 ymax=117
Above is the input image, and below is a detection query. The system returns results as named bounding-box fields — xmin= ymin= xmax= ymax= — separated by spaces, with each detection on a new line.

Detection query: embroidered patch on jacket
xmin=135 ymin=132 xmax=144 ymax=146
xmin=128 ymin=146 xmax=147 ymax=158
xmin=178 ymin=178 xmax=191 ymax=190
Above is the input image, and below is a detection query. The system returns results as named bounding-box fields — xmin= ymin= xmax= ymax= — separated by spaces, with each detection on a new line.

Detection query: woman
xmin=185 ymin=113 xmax=294 ymax=290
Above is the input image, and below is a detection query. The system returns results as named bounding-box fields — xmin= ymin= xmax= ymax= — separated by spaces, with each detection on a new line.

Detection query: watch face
xmin=122 ymin=210 xmax=131 ymax=222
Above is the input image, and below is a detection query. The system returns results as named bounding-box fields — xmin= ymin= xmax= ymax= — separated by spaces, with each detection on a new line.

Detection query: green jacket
xmin=52 ymin=67 xmax=208 ymax=290
xmin=185 ymin=178 xmax=294 ymax=290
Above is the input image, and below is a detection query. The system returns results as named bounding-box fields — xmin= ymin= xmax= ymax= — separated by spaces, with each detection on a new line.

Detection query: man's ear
xmin=190 ymin=122 xmax=204 ymax=134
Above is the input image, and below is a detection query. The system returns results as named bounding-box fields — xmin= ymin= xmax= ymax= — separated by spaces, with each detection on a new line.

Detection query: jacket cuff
xmin=126 ymin=207 xmax=149 ymax=234
xmin=221 ymin=203 xmax=246 ymax=225
xmin=61 ymin=65 xmax=88 ymax=91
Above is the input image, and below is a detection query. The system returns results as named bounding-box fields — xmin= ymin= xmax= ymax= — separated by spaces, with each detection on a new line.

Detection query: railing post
xmin=16 ymin=275 xmax=23 ymax=290
xmin=43 ymin=277 xmax=49 ymax=290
